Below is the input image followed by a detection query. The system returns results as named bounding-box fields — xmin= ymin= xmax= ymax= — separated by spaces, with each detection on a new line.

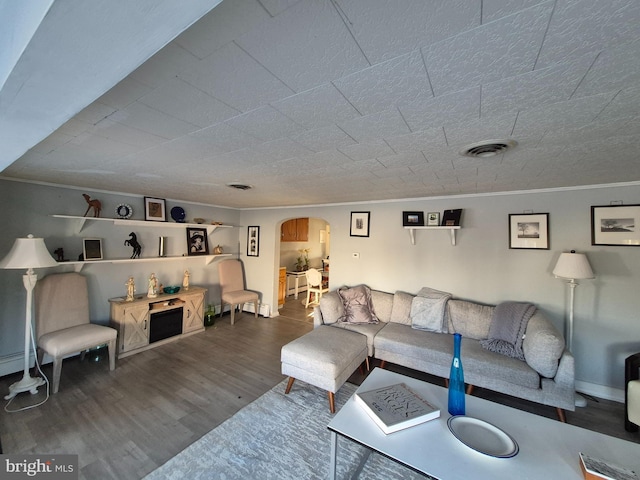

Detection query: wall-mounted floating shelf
xmin=51 ymin=214 xmax=234 ymax=234
xmin=58 ymin=254 xmax=233 ymax=272
xmin=404 ymin=226 xmax=461 ymax=246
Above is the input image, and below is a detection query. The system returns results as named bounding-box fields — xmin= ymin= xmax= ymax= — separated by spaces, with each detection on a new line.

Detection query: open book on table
xmin=579 ymin=452 xmax=638 ymax=480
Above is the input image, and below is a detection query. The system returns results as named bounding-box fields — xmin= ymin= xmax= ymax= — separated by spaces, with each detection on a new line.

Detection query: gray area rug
xmin=144 ymin=379 xmax=427 ymax=479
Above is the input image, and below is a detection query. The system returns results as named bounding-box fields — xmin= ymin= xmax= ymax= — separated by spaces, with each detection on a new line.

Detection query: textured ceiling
xmin=2 ymin=0 xmax=640 ymax=208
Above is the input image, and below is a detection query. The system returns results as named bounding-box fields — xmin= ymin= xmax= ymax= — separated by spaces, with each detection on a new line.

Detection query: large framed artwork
xmin=350 ymin=212 xmax=370 ymax=237
xmin=509 ymin=213 xmax=549 ymax=250
xmin=591 ymin=205 xmax=640 ymax=246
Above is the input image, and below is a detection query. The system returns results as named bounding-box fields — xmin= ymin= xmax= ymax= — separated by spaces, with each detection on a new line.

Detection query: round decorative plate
xmin=170 ymin=206 xmax=186 ymax=223
xmin=447 ymin=416 xmax=519 ymax=458
xmin=115 ymin=204 xmax=133 ymax=219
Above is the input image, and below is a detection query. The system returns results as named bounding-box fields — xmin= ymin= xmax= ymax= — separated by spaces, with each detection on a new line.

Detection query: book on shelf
xmin=354 ymin=382 xmax=440 ymax=434
xmin=579 ymin=452 xmax=638 ymax=480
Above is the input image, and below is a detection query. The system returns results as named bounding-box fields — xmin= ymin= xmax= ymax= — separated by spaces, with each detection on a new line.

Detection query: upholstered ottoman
xmin=281 ymin=326 xmax=368 ymax=413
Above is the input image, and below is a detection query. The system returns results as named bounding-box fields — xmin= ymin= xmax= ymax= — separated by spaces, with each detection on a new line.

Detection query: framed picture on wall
xmin=402 ymin=211 xmax=424 ymax=226
xmin=144 ymin=196 xmax=167 ymax=222
xmin=509 ymin=213 xmax=549 ymax=249
xmin=247 ymin=226 xmax=260 ymax=256
xmin=350 ymin=211 xmax=370 ymax=237
xmin=427 ymin=212 xmax=440 ymax=226
xmin=82 ymin=238 xmax=103 ymax=260
xmin=591 ymin=204 xmax=640 ymax=246
xmin=186 ymin=227 xmax=209 ymax=256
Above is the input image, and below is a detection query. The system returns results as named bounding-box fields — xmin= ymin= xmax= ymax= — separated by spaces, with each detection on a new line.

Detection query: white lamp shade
xmin=553 ymin=251 xmax=594 ymax=280
xmin=0 ymin=234 xmax=58 ymax=269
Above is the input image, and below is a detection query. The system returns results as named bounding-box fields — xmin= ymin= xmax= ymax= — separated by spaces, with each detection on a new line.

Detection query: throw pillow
xmin=390 ymin=291 xmax=414 ymax=325
xmin=318 ymin=292 xmax=344 ymax=324
xmin=448 ymin=300 xmax=494 ymax=340
xmin=480 ymin=302 xmax=537 ymax=360
xmin=410 ymin=287 xmax=451 ymax=333
xmin=337 ymin=285 xmax=379 ymax=324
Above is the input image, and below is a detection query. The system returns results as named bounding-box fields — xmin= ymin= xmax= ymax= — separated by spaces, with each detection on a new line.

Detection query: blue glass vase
xmin=448 ymin=333 xmax=466 ymax=415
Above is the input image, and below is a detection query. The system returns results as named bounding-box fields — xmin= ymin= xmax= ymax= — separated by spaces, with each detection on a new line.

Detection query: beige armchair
xmin=35 ymin=272 xmax=117 ymax=393
xmin=218 ymin=259 xmax=259 ymax=325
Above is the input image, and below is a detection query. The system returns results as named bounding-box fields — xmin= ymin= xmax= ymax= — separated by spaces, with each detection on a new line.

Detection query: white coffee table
xmin=328 ymin=368 xmax=640 ymax=480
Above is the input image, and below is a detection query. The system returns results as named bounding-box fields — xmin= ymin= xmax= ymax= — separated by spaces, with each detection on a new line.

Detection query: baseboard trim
xmin=0 ymin=352 xmax=35 ymax=378
xmin=576 ymin=380 xmax=624 ymax=403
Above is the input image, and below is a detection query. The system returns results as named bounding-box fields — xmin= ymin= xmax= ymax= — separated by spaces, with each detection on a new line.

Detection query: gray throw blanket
xmin=481 ymin=302 xmax=537 ymax=360
xmin=410 ymin=287 xmax=452 ymax=332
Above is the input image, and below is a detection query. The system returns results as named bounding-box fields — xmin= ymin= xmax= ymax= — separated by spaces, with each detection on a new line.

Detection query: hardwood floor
xmin=0 ymin=296 xmax=637 ymax=479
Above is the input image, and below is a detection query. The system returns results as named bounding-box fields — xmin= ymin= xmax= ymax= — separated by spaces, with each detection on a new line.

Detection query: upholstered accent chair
xmin=218 ymin=259 xmax=259 ymax=325
xmin=35 ymin=272 xmax=117 ymax=393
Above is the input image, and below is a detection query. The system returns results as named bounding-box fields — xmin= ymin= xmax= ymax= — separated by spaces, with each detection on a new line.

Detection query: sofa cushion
xmin=374 ymin=324 xmax=539 ymax=390
xmin=318 ymin=291 xmax=344 ymax=325
xmin=410 ymin=287 xmax=451 ymax=333
xmin=522 ymin=312 xmax=565 ymax=378
xmin=370 ymin=290 xmax=393 ymax=323
xmin=447 ymin=300 xmax=494 ymax=340
xmin=390 ymin=291 xmax=413 ymax=325
xmin=338 ymin=285 xmax=379 ymax=324
xmin=330 ymin=321 xmax=387 ymax=356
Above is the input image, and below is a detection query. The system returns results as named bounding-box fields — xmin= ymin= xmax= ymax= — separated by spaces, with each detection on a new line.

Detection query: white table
xmin=328 ymin=368 xmax=640 ymax=480
xmin=286 ymin=271 xmax=307 ymax=299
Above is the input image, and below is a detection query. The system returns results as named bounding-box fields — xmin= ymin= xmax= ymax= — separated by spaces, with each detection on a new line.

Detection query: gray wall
xmin=1 ymin=178 xmax=639 ymax=401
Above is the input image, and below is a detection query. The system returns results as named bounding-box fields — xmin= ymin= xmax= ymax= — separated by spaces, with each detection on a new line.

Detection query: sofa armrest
xmin=553 ymin=349 xmax=575 ymax=389
xmin=313 ymin=305 xmax=324 ymax=327
xmin=522 ymin=312 xmax=566 ymax=378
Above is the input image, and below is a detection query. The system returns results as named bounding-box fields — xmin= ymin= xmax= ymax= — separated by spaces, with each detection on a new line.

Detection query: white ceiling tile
xmin=482 ymin=0 xmax=547 ymax=23
xmin=89 ymin=118 xmax=167 ymax=149
xmin=423 ymin=3 xmax=553 ymax=95
xmin=272 ymin=83 xmax=360 ymax=130
xmin=191 ymin=122 xmax=262 ymax=152
xmin=225 ymin=105 xmax=306 ymax=142
xmin=179 ymin=42 xmax=294 ymax=112
xmin=596 ymin=85 xmax=640 ymax=122
xmin=339 ymin=0 xmax=479 ymax=64
xmin=339 ymin=109 xmax=410 ymax=142
xmin=175 ymin=0 xmax=270 ymax=59
xmin=97 ymin=77 xmax=153 ymax=109
xmin=129 ymin=42 xmax=201 ymax=89
xmin=109 ymin=102 xmax=199 ymax=139
xmin=442 ymin=113 xmax=518 ymax=147
xmin=385 ymin=127 xmax=448 ymax=153
xmin=334 ymin=50 xmax=430 ymax=116
xmin=252 ymin=137 xmax=313 ymax=161
xmin=536 ymin=0 xmax=640 ymax=68
xmin=235 ymin=0 xmax=369 ymax=92
xmin=29 ymin=131 xmax=74 ymax=155
xmin=139 ymin=77 xmax=240 ymax=127
xmin=339 ymin=139 xmax=395 ymax=161
xmin=291 ymin=124 xmax=358 ymax=152
xmin=398 ymin=87 xmax=481 ymax=132
xmin=74 ymin=102 xmax=117 ymax=125
xmin=260 ymin=0 xmax=303 ymax=16
xmin=376 ymin=151 xmax=427 ymax=169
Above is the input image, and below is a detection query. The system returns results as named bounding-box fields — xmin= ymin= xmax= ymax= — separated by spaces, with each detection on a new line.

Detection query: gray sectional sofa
xmin=313 ymin=286 xmax=575 ymax=420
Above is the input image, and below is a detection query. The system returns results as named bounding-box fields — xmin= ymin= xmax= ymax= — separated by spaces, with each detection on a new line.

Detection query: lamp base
xmin=575 ymin=392 xmax=587 ymax=408
xmin=4 ymin=374 xmax=45 ymax=400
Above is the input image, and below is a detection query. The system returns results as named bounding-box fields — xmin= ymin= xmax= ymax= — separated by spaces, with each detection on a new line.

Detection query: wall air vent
xmin=226 ymin=183 xmax=253 ymax=190
xmin=459 ymin=139 xmax=517 ymax=158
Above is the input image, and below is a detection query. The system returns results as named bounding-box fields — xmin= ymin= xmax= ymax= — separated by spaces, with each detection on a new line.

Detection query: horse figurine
xmin=124 ymin=232 xmax=142 ymax=259
xmin=83 ymin=194 xmax=102 ymax=217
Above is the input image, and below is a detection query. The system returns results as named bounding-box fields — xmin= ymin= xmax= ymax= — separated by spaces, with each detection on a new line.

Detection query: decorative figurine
xmin=54 ymin=248 xmax=66 ymax=262
xmin=147 ymin=273 xmax=158 ymax=298
xmin=183 ymin=269 xmax=190 ymax=291
xmin=82 ymin=193 xmax=102 ymax=217
xmin=125 ymin=276 xmax=135 ymax=302
xmin=213 ymin=245 xmax=223 ymax=254
xmin=124 ymin=232 xmax=142 ymax=259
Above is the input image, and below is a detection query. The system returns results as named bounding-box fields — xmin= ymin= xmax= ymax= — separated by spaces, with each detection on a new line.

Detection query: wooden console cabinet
xmin=109 ymin=286 xmax=206 ymax=358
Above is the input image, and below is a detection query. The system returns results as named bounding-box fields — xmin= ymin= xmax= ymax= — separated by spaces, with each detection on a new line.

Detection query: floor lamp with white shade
xmin=552 ymin=249 xmax=595 ymax=408
xmin=0 ymin=234 xmax=58 ymax=400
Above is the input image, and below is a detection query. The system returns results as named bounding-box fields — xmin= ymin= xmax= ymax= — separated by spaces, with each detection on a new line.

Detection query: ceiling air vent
xmin=226 ymin=183 xmax=253 ymax=191
xmin=459 ymin=139 xmax=517 ymax=158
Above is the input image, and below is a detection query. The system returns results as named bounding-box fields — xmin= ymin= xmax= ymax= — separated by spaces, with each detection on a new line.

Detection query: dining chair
xmin=34 ymin=272 xmax=117 ymax=393
xmin=218 ymin=259 xmax=260 ymax=325
xmin=305 ymin=268 xmax=329 ymax=308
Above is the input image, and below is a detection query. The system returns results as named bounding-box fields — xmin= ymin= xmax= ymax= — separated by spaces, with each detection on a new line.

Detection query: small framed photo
xmin=509 ymin=213 xmax=549 ymax=250
xmin=350 ymin=211 xmax=370 ymax=237
xmin=427 ymin=212 xmax=440 ymax=226
xmin=247 ymin=226 xmax=260 ymax=257
xmin=186 ymin=227 xmax=209 ymax=256
xmin=83 ymin=238 xmax=103 ymax=261
xmin=144 ymin=196 xmax=167 ymax=222
xmin=591 ymin=205 xmax=640 ymax=246
xmin=403 ymin=211 xmax=424 ymax=227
